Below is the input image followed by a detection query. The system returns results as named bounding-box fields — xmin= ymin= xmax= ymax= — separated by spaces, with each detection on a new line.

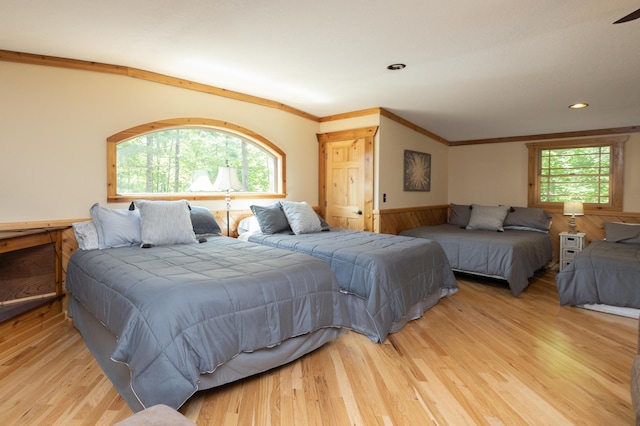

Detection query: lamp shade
xmin=563 ymin=201 xmax=584 ymax=216
xmin=188 ymin=170 xmax=215 ymax=191
xmin=212 ymin=166 xmax=242 ymax=192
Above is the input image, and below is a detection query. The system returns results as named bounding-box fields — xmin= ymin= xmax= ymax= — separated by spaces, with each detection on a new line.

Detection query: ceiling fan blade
xmin=614 ymin=8 xmax=640 ymax=24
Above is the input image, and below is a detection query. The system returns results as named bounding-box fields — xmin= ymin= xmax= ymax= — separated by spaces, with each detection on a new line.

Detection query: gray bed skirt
xmin=342 ymin=286 xmax=456 ymax=341
xmin=68 ymin=295 xmax=345 ymax=412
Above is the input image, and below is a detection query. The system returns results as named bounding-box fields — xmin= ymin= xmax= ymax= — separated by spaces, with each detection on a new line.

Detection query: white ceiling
xmin=1 ymin=0 xmax=639 ymax=142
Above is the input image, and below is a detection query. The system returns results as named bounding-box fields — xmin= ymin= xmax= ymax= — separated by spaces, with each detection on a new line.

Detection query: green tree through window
xmin=107 ymin=118 xmax=285 ymax=202
xmin=527 ymin=136 xmax=626 ymax=211
xmin=539 ymin=146 xmax=610 ymax=204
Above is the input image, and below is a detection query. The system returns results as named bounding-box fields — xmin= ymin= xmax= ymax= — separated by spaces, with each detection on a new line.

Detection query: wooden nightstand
xmin=559 ymin=232 xmax=586 ymax=272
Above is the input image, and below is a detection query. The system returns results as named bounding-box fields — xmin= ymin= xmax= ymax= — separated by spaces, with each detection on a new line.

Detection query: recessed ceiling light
xmin=387 ymin=63 xmax=406 ymax=71
xmin=568 ymin=103 xmax=589 ymax=109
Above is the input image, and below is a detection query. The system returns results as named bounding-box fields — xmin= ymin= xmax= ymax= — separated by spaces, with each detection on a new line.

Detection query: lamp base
xmin=568 ymin=215 xmax=577 ymax=234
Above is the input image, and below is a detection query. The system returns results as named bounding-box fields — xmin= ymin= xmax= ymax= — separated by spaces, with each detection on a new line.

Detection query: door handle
xmin=353 ymin=210 xmax=363 ymax=215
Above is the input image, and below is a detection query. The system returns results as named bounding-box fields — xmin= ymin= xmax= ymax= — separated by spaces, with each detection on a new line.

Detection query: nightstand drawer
xmin=561 ymin=261 xmax=573 ymax=271
xmin=561 ymin=236 xmax=582 ymax=248
xmin=562 ymin=248 xmax=580 ymax=260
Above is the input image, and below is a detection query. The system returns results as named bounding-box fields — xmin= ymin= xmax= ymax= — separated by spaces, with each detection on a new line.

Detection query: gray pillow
xmin=604 ymin=222 xmax=640 ymax=244
xmin=190 ymin=206 xmax=221 ymax=237
xmin=466 ymin=204 xmax=510 ymax=232
xmin=449 ymin=203 xmax=472 ymax=227
xmin=250 ymin=203 xmax=292 ymax=234
xmin=281 ymin=201 xmax=322 ymax=234
xmin=317 ymin=214 xmax=330 ymax=231
xmin=90 ymin=203 xmax=141 ymax=249
xmin=134 ymin=200 xmax=198 ymax=246
xmin=503 ymin=207 xmax=551 ymax=233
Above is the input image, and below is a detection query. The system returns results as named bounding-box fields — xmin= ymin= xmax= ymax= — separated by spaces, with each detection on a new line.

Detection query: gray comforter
xmin=400 ymin=224 xmax=552 ymax=297
xmin=65 ymin=237 xmax=348 ymax=410
xmin=556 ymin=240 xmax=640 ymax=308
xmin=247 ymin=228 xmax=458 ymax=342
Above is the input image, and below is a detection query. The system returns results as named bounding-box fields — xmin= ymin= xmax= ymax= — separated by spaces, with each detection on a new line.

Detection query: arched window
xmin=107 ymin=118 xmax=286 ymax=202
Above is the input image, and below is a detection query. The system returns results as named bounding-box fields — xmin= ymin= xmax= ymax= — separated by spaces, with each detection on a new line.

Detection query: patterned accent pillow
xmin=134 ymin=200 xmax=197 ymax=246
xmin=466 ymin=204 xmax=510 ymax=232
xmin=280 ymin=201 xmax=322 ymax=234
xmin=72 ymin=220 xmax=100 ymax=250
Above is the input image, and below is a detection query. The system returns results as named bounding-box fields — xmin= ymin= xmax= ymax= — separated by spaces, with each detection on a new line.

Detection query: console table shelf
xmin=0 ymin=227 xmax=65 ymax=323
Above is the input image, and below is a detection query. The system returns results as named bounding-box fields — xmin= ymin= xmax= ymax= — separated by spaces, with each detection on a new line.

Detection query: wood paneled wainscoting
xmin=547 ymin=209 xmax=640 ymax=265
xmin=373 ymin=205 xmax=449 ymax=235
xmin=374 ymin=205 xmax=640 ymax=267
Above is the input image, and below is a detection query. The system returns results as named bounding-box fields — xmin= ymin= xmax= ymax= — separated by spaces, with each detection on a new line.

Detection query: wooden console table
xmin=0 ymin=227 xmax=65 ymax=322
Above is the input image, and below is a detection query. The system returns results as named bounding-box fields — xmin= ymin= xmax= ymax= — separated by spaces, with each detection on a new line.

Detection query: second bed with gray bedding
xmin=246 ymin=228 xmax=459 ymax=342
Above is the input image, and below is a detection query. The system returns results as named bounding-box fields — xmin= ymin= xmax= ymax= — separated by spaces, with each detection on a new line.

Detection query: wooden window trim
xmin=526 ymin=136 xmax=627 ymax=212
xmin=106 ymin=117 xmax=286 ymax=203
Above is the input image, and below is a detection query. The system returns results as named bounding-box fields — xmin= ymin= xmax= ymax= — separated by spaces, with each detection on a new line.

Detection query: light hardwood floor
xmin=0 ymin=271 xmax=636 ymax=425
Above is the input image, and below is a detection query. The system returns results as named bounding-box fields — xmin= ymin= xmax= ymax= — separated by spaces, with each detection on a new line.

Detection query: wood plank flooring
xmin=0 ymin=271 xmax=636 ymax=425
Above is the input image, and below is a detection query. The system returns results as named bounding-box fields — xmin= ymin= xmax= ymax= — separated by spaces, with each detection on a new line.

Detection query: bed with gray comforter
xmin=246 ymin=228 xmax=458 ymax=342
xmin=66 ymin=237 xmax=348 ymax=411
xmin=400 ymin=224 xmax=553 ymax=297
xmin=556 ymin=240 xmax=640 ymax=308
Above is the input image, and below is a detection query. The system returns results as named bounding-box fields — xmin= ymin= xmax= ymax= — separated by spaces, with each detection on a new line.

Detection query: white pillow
xmin=134 ymin=200 xmax=197 ymax=246
xmin=238 ymin=216 xmax=261 ymax=235
xmin=90 ymin=203 xmax=141 ymax=249
xmin=280 ymin=201 xmax=322 ymax=234
xmin=72 ymin=220 xmax=100 ymax=250
xmin=466 ymin=204 xmax=510 ymax=232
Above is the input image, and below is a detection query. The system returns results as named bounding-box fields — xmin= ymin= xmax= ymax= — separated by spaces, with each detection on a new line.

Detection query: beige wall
xmin=448 ymin=133 xmax=640 ymax=212
xmin=0 ymin=61 xmax=321 ymax=223
xmin=2 ymin=59 xmax=638 ymax=226
xmin=317 ymin=114 xmax=449 ymax=210
xmin=377 ymin=116 xmax=449 ymax=210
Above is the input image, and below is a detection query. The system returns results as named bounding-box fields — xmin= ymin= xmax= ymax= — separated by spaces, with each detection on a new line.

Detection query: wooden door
xmin=317 ymin=127 xmax=377 ymax=231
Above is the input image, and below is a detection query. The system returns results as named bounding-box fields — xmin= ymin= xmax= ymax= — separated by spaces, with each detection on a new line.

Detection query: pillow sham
xmin=466 ymin=204 xmax=510 ymax=232
xmin=503 ymin=207 xmax=552 ymax=233
xmin=250 ymin=203 xmax=291 ymax=234
xmin=280 ymin=201 xmax=322 ymax=234
xmin=72 ymin=220 xmax=100 ymax=250
xmin=238 ymin=216 xmax=262 ymax=235
xmin=190 ymin=206 xmax=222 ymax=237
xmin=604 ymin=222 xmax=640 ymax=244
xmin=449 ymin=203 xmax=472 ymax=227
xmin=90 ymin=203 xmax=141 ymax=249
xmin=134 ymin=200 xmax=197 ymax=246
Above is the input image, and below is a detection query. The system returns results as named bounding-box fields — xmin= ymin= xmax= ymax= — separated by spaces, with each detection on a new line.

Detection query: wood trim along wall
xmin=4 ymin=49 xmax=637 ymax=148
xmin=378 ymin=108 xmax=449 ymax=145
xmin=450 ymin=125 xmax=640 ymax=146
xmin=319 ymin=107 xmax=450 ymax=146
xmin=0 ymin=49 xmax=318 ymax=122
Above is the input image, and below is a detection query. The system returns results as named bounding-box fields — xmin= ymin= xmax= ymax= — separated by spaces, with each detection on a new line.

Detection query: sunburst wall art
xmin=403 ymin=150 xmax=431 ymax=192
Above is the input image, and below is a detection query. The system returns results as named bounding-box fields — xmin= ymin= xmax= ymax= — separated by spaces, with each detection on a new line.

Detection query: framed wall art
xmin=403 ymin=150 xmax=431 ymax=192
